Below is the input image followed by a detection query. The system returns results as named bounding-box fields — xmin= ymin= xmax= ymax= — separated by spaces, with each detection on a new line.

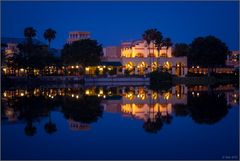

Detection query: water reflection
xmin=1 ymin=84 xmax=238 ymax=135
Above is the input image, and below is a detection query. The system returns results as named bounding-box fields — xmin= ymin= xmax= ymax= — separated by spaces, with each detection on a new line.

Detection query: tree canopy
xmin=61 ymin=39 xmax=102 ymax=67
xmin=189 ymin=36 xmax=229 ymax=67
xmin=172 ymin=43 xmax=190 ymax=57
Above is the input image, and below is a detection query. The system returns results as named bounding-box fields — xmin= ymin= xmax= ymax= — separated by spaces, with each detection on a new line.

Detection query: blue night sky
xmin=1 ymin=1 xmax=239 ymax=50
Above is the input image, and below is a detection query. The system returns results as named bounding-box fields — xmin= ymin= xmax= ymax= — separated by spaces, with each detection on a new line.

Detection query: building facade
xmin=120 ymin=40 xmax=188 ymax=77
xmin=67 ymin=31 xmax=91 ymax=44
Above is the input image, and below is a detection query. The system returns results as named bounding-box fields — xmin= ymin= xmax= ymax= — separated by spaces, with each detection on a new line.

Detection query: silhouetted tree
xmin=189 ymin=36 xmax=229 ymax=75
xmin=61 ymin=39 xmax=102 ymax=73
xmin=172 ymin=43 xmax=190 ymax=57
xmin=44 ymin=28 xmax=56 ymax=49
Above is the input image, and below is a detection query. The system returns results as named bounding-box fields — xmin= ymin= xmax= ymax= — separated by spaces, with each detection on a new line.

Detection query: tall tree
xmin=24 ymin=27 xmax=36 ymax=44
xmin=172 ymin=43 xmax=190 ymax=57
xmin=154 ymin=31 xmax=163 ymax=71
xmin=61 ymin=39 xmax=102 ymax=73
xmin=189 ymin=35 xmax=229 ymax=75
xmin=142 ymin=29 xmax=158 ymax=71
xmin=162 ymin=37 xmax=173 ymax=57
xmin=44 ymin=28 xmax=56 ymax=49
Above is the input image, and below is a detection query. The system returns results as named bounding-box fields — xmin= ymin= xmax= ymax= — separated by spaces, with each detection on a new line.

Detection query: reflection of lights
xmin=76 ymin=65 xmax=79 ymax=68
xmin=177 ymin=94 xmax=180 ymax=98
xmin=20 ymin=93 xmax=24 ymax=96
xmin=192 ymin=66 xmax=194 ymax=68
xmin=71 ymin=66 xmax=74 ymax=69
xmin=3 ymin=92 xmax=7 ymax=97
xmin=76 ymin=95 xmax=79 ymax=99
xmin=192 ymin=92 xmax=194 ymax=95
xmin=197 ymin=66 xmax=199 ymax=68
xmin=71 ymin=94 xmax=74 ymax=97
xmin=197 ymin=93 xmax=199 ymax=96
xmin=108 ymin=91 xmax=112 ymax=95
xmin=85 ymin=90 xmax=90 ymax=95
xmin=99 ymin=89 xmax=103 ymax=95
xmin=163 ymin=92 xmax=171 ymax=100
xmin=152 ymin=92 xmax=158 ymax=100
xmin=20 ymin=68 xmax=24 ymax=72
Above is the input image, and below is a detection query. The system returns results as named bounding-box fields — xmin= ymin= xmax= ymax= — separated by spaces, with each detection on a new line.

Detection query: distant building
xmin=102 ymin=46 xmax=121 ymax=62
xmin=1 ymin=37 xmax=47 ymax=58
xmin=67 ymin=31 xmax=90 ymax=44
xmin=226 ymin=50 xmax=239 ymax=68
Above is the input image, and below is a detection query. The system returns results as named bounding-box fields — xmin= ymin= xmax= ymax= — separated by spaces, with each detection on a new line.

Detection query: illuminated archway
xmin=163 ymin=61 xmax=172 ymax=71
xmin=151 ymin=62 xmax=158 ymax=71
xmin=125 ymin=62 xmax=135 ymax=74
xmin=137 ymin=62 xmax=148 ymax=75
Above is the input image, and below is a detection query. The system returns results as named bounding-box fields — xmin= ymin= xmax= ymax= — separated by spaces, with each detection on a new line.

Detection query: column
xmin=122 ymin=67 xmax=125 ymax=75
xmin=184 ymin=67 xmax=188 ymax=77
xmin=172 ymin=67 xmax=176 ymax=75
xmin=134 ymin=67 xmax=138 ymax=75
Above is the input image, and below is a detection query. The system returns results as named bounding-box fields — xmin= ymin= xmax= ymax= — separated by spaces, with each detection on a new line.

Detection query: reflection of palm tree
xmin=44 ymin=112 xmax=57 ymax=134
xmin=24 ymin=120 xmax=36 ymax=136
xmin=143 ymin=117 xmax=163 ymax=134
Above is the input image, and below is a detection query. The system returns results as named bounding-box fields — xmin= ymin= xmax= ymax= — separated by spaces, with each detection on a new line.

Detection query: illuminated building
xmin=67 ymin=31 xmax=91 ymax=44
xmin=102 ymin=40 xmax=188 ymax=77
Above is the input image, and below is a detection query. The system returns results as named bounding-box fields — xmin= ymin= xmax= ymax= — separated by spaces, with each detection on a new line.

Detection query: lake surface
xmin=1 ymin=84 xmax=239 ymax=160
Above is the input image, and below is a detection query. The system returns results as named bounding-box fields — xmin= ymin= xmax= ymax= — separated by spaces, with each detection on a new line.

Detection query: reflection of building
xmin=68 ymin=119 xmax=90 ymax=131
xmin=67 ymin=31 xmax=91 ymax=44
xmin=101 ymin=85 xmax=188 ymax=122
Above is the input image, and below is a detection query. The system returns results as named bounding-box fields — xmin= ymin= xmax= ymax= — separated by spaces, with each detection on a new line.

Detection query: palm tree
xmin=162 ymin=38 xmax=173 ymax=57
xmin=142 ymin=29 xmax=158 ymax=72
xmin=154 ymin=31 xmax=163 ymax=71
xmin=44 ymin=28 xmax=56 ymax=49
xmin=24 ymin=27 xmax=36 ymax=44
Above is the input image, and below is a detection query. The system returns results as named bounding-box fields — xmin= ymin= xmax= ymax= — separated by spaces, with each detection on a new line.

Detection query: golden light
xmin=99 ymin=89 xmax=104 ymax=95
xmin=76 ymin=95 xmax=79 ymax=99
xmin=163 ymin=92 xmax=171 ymax=100
xmin=85 ymin=90 xmax=90 ymax=95
xmin=20 ymin=93 xmax=24 ymax=97
xmin=71 ymin=66 xmax=74 ymax=69
xmin=177 ymin=94 xmax=180 ymax=98
xmin=76 ymin=65 xmax=79 ymax=68
xmin=103 ymin=66 xmax=106 ymax=68
xmin=85 ymin=67 xmax=89 ymax=71
xmin=71 ymin=94 xmax=74 ymax=97
xmin=99 ymin=67 xmax=103 ymax=71
xmin=3 ymin=92 xmax=7 ymax=97
xmin=20 ymin=68 xmax=24 ymax=72
xmin=3 ymin=68 xmax=7 ymax=72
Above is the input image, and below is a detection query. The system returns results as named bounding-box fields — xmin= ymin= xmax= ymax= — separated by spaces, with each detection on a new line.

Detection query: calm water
xmin=1 ymin=84 xmax=239 ymax=160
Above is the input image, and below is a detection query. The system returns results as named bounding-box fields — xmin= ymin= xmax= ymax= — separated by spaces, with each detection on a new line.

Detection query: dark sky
xmin=1 ymin=1 xmax=239 ymax=50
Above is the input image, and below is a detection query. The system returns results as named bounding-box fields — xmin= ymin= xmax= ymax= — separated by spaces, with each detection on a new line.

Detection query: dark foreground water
xmin=1 ymin=84 xmax=239 ymax=160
